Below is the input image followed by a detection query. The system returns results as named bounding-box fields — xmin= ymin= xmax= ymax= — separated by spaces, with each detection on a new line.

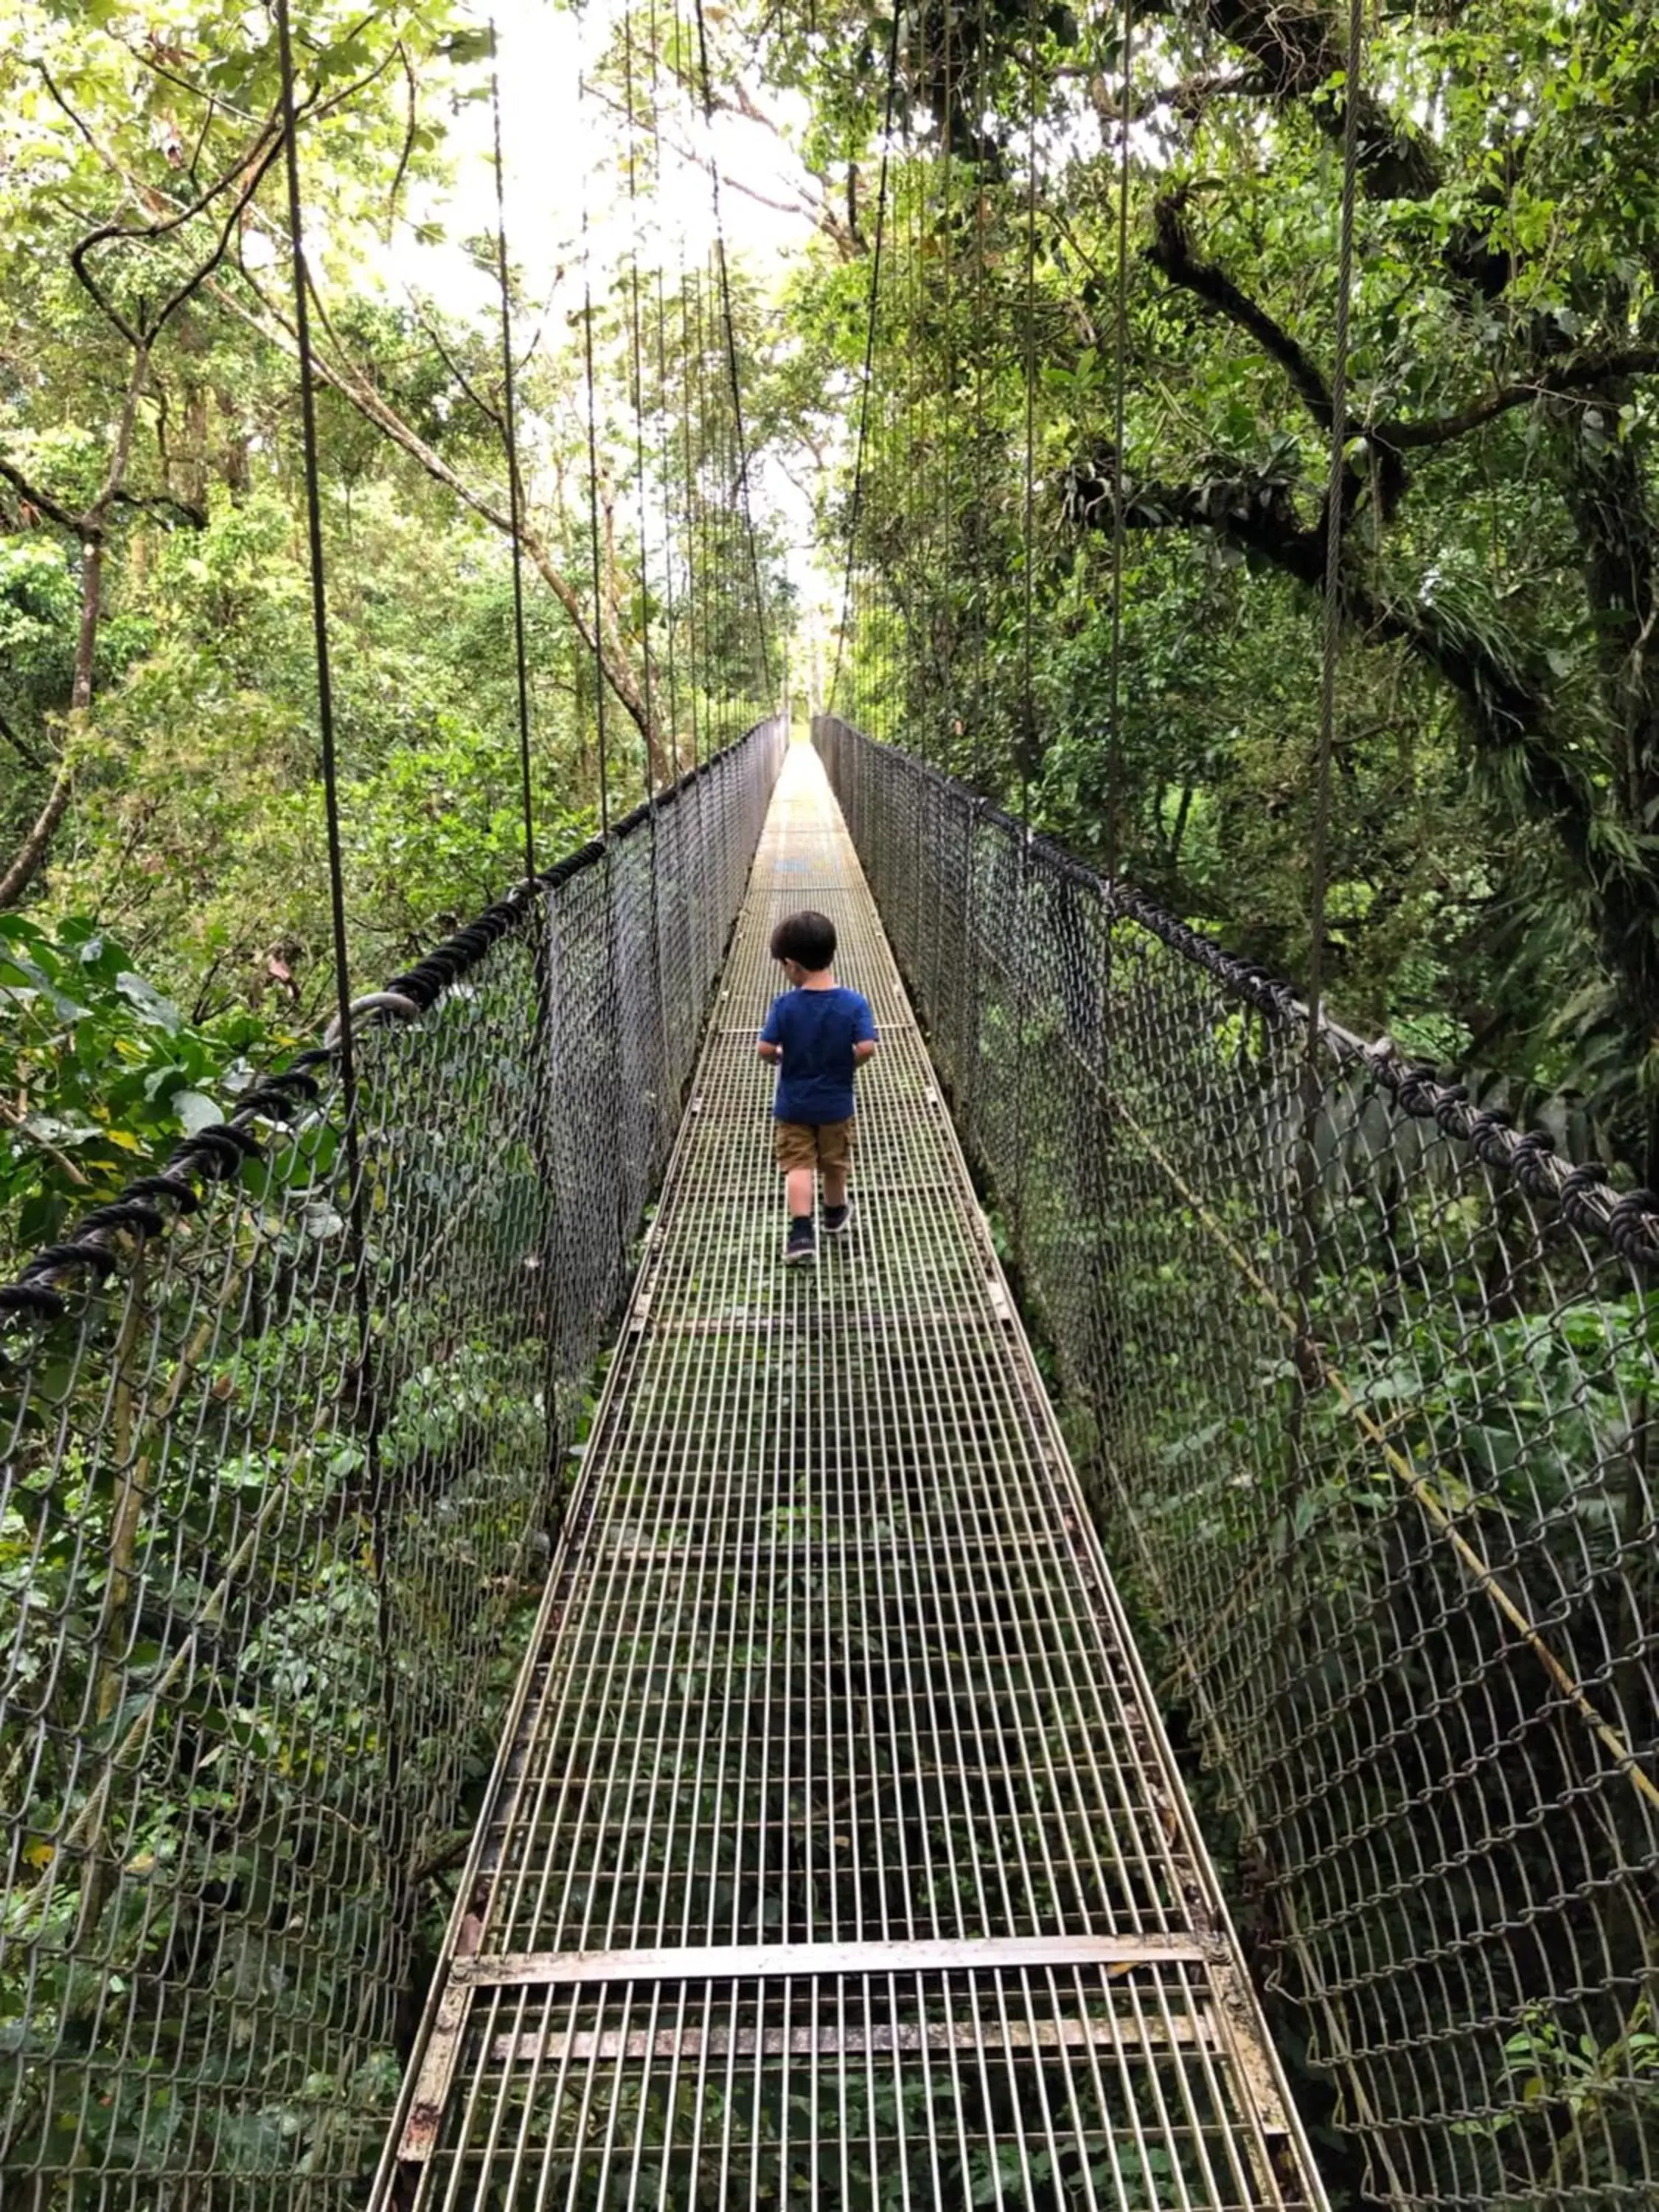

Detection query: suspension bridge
xmin=2 ymin=709 xmax=1655 ymax=2208
xmin=1 ymin=0 xmax=1658 ymax=2205
xmin=372 ymin=735 xmax=1319 ymax=2208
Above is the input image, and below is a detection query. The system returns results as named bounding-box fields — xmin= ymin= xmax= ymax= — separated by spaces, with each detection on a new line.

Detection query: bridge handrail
xmin=814 ymin=709 xmax=1659 ymax=2212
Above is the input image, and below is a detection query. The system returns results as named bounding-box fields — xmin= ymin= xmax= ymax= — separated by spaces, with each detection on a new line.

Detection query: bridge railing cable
xmin=815 ymin=709 xmax=1659 ymax=2212
xmin=0 ymin=715 xmax=783 ymax=2207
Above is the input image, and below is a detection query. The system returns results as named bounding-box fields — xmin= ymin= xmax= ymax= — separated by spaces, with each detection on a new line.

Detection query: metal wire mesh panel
xmin=0 ymin=718 xmax=783 ymax=2209
xmin=378 ymin=741 xmax=1327 ymax=2211
xmin=402 ymin=1964 xmax=1304 ymax=2211
xmin=815 ymin=713 xmax=1659 ymax=2212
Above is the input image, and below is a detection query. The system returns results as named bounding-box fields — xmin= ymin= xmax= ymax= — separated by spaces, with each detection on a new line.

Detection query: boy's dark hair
xmin=771 ymin=910 xmax=836 ymax=971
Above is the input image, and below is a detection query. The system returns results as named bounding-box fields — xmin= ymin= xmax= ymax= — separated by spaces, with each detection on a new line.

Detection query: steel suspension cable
xmin=647 ymin=0 xmax=682 ymax=767
xmin=970 ymin=0 xmax=991 ymax=786
xmin=273 ymin=0 xmax=361 ymax=1133
xmin=273 ymin=0 xmax=404 ymax=1867
xmin=654 ymin=259 xmax=682 ymax=762
xmin=1006 ymin=0 xmax=1045 ymax=1280
xmin=911 ymin=1 xmax=925 ymax=752
xmin=692 ymin=268 xmax=712 ymax=748
xmin=1104 ymin=0 xmax=1134 ymax=888
xmin=691 ymin=0 xmax=774 ymax=706
xmin=828 ymin=10 xmax=902 ymax=722
xmin=669 ymin=0 xmax=702 ymax=773
xmin=488 ymin=20 xmax=537 ymax=884
xmin=578 ymin=60 xmax=611 ymax=835
xmin=939 ymin=0 xmax=956 ymax=770
xmin=680 ymin=267 xmax=701 ymax=765
xmin=1018 ymin=0 xmax=1040 ymax=822
xmin=620 ymin=1 xmax=678 ymax=1145
xmin=1306 ymin=0 xmax=1366 ymax=1047
xmin=1286 ymin=0 xmax=1367 ymax=1517
xmin=622 ymin=3 xmax=658 ymax=792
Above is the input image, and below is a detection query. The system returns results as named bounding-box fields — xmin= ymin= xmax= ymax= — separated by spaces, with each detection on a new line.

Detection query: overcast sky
xmin=386 ymin=0 xmax=813 ymax=307
xmin=373 ymin=0 xmax=832 ymax=633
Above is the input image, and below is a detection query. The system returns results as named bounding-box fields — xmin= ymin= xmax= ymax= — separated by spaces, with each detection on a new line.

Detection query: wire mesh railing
xmin=814 ymin=713 xmax=1659 ymax=2212
xmin=0 ymin=714 xmax=783 ymax=2208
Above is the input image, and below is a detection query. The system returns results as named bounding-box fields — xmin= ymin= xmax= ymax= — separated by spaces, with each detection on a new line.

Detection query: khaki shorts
xmin=773 ymin=1117 xmax=855 ymax=1173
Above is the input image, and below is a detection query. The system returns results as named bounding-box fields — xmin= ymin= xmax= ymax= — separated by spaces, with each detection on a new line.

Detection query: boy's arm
xmin=758 ymin=1001 xmax=782 ymax=1062
xmin=852 ymin=994 xmax=878 ymax=1066
xmin=853 ymin=1040 xmax=877 ymax=1063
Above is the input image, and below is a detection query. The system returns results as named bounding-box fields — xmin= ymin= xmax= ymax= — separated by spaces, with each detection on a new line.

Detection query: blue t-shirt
xmin=760 ymin=985 xmax=877 ymax=1124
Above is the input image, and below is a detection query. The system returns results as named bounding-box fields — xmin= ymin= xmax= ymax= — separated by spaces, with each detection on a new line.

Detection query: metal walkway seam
xmin=375 ymin=740 xmax=1332 ymax=2211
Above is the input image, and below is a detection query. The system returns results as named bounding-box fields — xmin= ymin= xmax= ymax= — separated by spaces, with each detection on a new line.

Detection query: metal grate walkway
xmin=377 ymin=742 xmax=1329 ymax=2210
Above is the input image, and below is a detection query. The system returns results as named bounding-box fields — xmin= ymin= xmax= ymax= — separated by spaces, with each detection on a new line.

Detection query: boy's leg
xmin=821 ymin=1121 xmax=853 ymax=1227
xmin=774 ymin=1123 xmax=818 ymax=1260
xmin=804 ymin=1124 xmax=830 ymax=1214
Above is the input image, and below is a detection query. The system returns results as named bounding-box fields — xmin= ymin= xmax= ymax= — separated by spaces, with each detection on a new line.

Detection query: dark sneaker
xmin=821 ymin=1200 xmax=855 ymax=1237
xmin=784 ymin=1220 xmax=816 ymax=1265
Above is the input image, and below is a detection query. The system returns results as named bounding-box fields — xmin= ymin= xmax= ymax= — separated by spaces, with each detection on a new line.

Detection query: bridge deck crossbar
xmin=377 ymin=744 xmax=1328 ymax=2210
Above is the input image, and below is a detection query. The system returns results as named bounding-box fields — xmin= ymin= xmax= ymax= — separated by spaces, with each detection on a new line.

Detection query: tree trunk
xmin=0 ymin=538 xmax=102 ymax=908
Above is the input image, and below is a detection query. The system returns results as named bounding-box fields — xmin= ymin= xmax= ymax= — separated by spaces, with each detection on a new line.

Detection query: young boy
xmin=758 ymin=910 xmax=878 ymax=1265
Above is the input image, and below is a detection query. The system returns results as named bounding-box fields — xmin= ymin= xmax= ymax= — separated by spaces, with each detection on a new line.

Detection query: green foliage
xmin=0 ymin=909 xmax=282 ymax=1267
xmin=765 ymin=0 xmax=1659 ymax=1165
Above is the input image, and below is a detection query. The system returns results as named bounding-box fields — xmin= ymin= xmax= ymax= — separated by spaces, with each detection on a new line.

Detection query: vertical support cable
xmin=692 ymin=0 xmax=773 ymax=706
xmin=939 ymin=0 xmax=956 ymax=776
xmin=1288 ymin=0 xmax=1366 ymax=1559
xmin=970 ymin=0 xmax=991 ymax=789
xmin=680 ymin=268 xmax=702 ymax=767
xmin=622 ymin=4 xmax=658 ymax=792
xmin=645 ymin=0 xmax=681 ymax=770
xmin=273 ymin=0 xmax=406 ymax=1997
xmin=655 ymin=265 xmax=682 ymax=762
xmin=1018 ymin=4 xmax=1040 ymax=822
xmin=1307 ymin=0 xmax=1365 ymax=1044
xmin=579 ymin=66 xmax=611 ymax=835
xmin=1104 ymin=0 xmax=1134 ymax=891
xmin=1099 ymin=0 xmax=1137 ymax=1342
xmin=574 ymin=47 xmax=623 ymax=1289
xmin=624 ymin=1 xmax=674 ymax=1135
xmin=1010 ymin=0 xmax=1043 ymax=1278
xmin=489 ymin=22 xmax=537 ymax=886
xmin=275 ymin=0 xmax=360 ymax=1125
xmin=828 ymin=11 xmax=901 ymax=722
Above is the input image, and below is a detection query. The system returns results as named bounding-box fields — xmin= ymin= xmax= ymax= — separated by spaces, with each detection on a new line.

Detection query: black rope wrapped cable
xmin=0 ymin=718 xmax=780 ymax=1326
xmin=125 ymin=1173 xmax=204 ymax=1215
xmin=71 ymin=1202 xmax=169 ymax=1237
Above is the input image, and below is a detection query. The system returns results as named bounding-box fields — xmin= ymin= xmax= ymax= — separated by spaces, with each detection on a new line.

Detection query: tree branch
xmin=52 ymin=59 xmax=284 ymax=347
xmin=386 ymin=41 xmax=418 ymax=237
xmin=0 ymin=710 xmax=46 ymax=771
xmin=1063 ymin=456 xmax=1659 ymax=1021
xmin=214 ymin=267 xmax=658 ymax=751
xmin=57 ymin=33 xmax=386 ymax=353
xmin=106 ymin=488 xmax=208 ymax=528
xmin=0 ymin=456 xmax=83 ymax=538
xmin=1067 ymin=63 xmax=1271 ymax=126
xmin=585 ymin=72 xmax=860 ymax=260
xmin=403 ymin=296 xmax=506 ymax=439
xmin=1148 ymin=192 xmax=1332 ymax=428
xmin=0 ymin=758 xmax=77 ymax=910
xmin=1193 ymin=0 xmax=1440 ymax=201
xmin=1375 ymin=348 xmax=1659 ymax=451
